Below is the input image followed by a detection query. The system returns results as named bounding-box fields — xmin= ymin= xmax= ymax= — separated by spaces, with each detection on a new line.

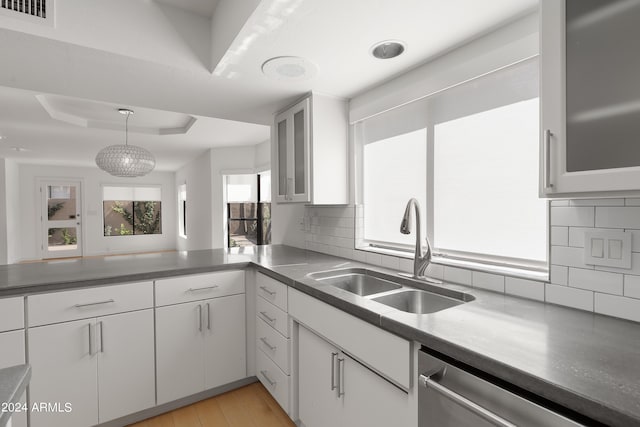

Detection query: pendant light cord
xmin=125 ymin=112 xmax=130 ymax=146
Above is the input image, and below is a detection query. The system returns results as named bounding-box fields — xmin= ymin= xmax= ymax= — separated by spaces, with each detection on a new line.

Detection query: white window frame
xmin=101 ymin=184 xmax=163 ymax=237
xmin=355 ymin=59 xmax=549 ymax=278
xmin=178 ymin=183 xmax=187 ymax=239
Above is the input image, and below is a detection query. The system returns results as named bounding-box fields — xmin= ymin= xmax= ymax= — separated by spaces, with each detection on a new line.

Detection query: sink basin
xmin=372 ymin=289 xmax=464 ymax=314
xmin=311 ymin=270 xmax=402 ymax=296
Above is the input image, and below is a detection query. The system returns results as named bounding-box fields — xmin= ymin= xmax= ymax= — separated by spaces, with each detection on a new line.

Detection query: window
xmin=358 ymin=58 xmax=547 ymax=270
xmin=103 ymin=186 xmax=162 ymax=236
xmin=226 ymin=173 xmax=271 ymax=247
xmin=178 ymin=184 xmax=187 ymax=237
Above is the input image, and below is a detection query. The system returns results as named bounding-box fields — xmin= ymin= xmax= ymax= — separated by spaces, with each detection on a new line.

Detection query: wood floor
xmin=127 ymin=382 xmax=296 ymax=427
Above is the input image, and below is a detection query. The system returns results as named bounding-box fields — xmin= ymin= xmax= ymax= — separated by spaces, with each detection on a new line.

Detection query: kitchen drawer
xmin=155 ymin=270 xmax=245 ymax=306
xmin=257 ymin=296 xmax=289 ymax=338
xmin=256 ymin=316 xmax=290 ymax=374
xmin=289 ymin=288 xmax=410 ymax=390
xmin=256 ymin=273 xmax=288 ymax=311
xmin=0 ymin=297 xmax=24 ymax=332
xmin=256 ymin=347 xmax=290 ymax=414
xmin=28 ymin=282 xmax=153 ymax=327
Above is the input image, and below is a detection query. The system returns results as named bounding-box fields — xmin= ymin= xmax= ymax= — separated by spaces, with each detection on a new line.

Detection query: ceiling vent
xmin=1 ymin=0 xmax=54 ymax=25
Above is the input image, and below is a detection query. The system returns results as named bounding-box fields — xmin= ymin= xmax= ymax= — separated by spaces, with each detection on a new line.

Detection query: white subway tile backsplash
xmin=595 ymin=293 xmax=640 ymax=322
xmin=569 ymin=198 xmax=624 ymax=206
xmin=624 ymin=275 xmax=640 ymax=299
xmin=365 ymin=252 xmax=382 ymax=266
xmin=353 ymin=250 xmax=367 ymax=263
xmin=505 ymin=277 xmax=545 ymax=301
xmin=550 ymin=206 xmax=594 ymax=227
xmin=568 ymin=268 xmax=623 ymax=295
xmin=472 ymin=272 xmax=505 ymax=293
xmin=546 ymin=284 xmax=593 ymax=311
xmin=550 ymin=265 xmax=568 ymax=286
xmin=595 ymin=207 xmax=640 ymax=229
xmin=399 ymin=258 xmax=413 ymax=274
xmin=380 ymin=255 xmax=400 ymax=270
xmin=551 ymin=226 xmax=569 ymax=246
xmin=425 ymin=263 xmax=445 ymax=280
xmin=625 ymin=198 xmax=640 ymax=206
xmin=551 ymin=246 xmax=593 ymax=269
xmin=628 ymin=230 xmax=640 ymax=252
xmin=443 ymin=266 xmax=472 ymax=286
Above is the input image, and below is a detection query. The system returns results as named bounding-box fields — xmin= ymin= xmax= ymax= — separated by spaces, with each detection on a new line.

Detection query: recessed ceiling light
xmin=262 ymin=56 xmax=318 ymax=81
xmin=371 ymin=40 xmax=406 ymax=59
xmin=0 ymin=136 xmax=5 ymax=140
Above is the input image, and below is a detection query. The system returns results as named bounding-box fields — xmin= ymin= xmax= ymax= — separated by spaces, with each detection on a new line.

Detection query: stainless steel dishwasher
xmin=418 ymin=349 xmax=589 ymax=427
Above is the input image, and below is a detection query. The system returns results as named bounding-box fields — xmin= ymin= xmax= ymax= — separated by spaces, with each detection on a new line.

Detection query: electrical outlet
xmin=584 ymin=230 xmax=631 ymax=268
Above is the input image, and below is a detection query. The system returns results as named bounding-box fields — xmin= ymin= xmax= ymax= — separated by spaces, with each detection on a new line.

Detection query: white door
xmin=204 ymin=294 xmax=246 ymax=389
xmin=342 ymin=354 xmax=408 ymax=427
xmin=28 ymin=319 xmax=99 ymax=427
xmin=97 ymin=309 xmax=155 ymax=423
xmin=298 ymin=325 xmax=342 ymax=427
xmin=155 ymin=301 xmax=205 ymax=404
xmin=41 ymin=181 xmax=82 ymax=258
xmin=0 ymin=330 xmax=27 ymax=427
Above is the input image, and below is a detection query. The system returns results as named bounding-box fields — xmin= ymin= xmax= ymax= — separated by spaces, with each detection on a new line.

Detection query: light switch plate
xmin=584 ymin=230 xmax=631 ymax=268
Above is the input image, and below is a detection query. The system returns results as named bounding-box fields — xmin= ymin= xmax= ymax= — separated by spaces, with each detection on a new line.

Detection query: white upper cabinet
xmin=273 ymin=93 xmax=349 ymax=204
xmin=541 ymin=0 xmax=640 ymax=197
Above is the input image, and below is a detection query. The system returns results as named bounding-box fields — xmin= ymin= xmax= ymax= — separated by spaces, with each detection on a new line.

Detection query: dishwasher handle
xmin=420 ymin=374 xmax=517 ymax=427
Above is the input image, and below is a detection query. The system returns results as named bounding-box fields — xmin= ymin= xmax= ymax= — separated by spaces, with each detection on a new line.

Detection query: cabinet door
xmin=541 ymin=0 xmax=640 ymax=196
xmin=0 ymin=330 xmax=27 ymax=427
xmin=298 ymin=326 xmax=341 ymax=427
xmin=275 ymin=116 xmax=289 ymax=202
xmin=203 ymin=294 xmax=246 ymax=389
xmin=342 ymin=355 xmax=408 ymax=427
xmin=156 ymin=301 xmax=205 ymax=404
xmin=289 ymin=99 xmax=310 ymax=202
xmin=28 ymin=319 xmax=98 ymax=427
xmin=97 ymin=309 xmax=155 ymax=423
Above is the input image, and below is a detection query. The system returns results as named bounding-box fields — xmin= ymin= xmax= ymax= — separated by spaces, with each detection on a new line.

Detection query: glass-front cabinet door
xmin=541 ymin=0 xmax=640 ymax=196
xmin=274 ymin=97 xmax=310 ymax=203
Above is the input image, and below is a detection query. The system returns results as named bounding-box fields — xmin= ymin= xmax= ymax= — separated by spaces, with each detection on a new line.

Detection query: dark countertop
xmin=0 ymin=365 xmax=31 ymax=427
xmin=1 ymin=245 xmax=639 ymax=426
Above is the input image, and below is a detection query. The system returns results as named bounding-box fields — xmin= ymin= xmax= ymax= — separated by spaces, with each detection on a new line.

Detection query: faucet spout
xmin=400 ymin=198 xmax=432 ymax=278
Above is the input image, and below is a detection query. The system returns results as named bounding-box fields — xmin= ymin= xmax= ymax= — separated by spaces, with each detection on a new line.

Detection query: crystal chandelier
xmin=95 ymin=109 xmax=155 ymax=177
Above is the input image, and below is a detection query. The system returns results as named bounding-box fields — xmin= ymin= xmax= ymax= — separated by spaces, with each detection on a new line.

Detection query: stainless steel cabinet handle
xmin=260 ymin=370 xmax=277 ymax=387
xmin=544 ymin=129 xmax=554 ymax=192
xmin=338 ymin=358 xmax=345 ymax=397
xmin=99 ymin=321 xmax=104 ymax=353
xmin=420 ymin=374 xmax=517 ymax=427
xmin=259 ymin=286 xmax=276 ymax=296
xmin=260 ymin=337 xmax=276 ymax=351
xmin=74 ymin=299 xmax=115 ymax=308
xmin=88 ymin=322 xmax=95 ymax=356
xmin=330 ymin=352 xmax=338 ymax=391
xmin=260 ymin=311 xmax=276 ymax=323
xmin=197 ymin=304 xmax=203 ymax=332
xmin=187 ymin=285 xmax=219 ymax=292
xmin=206 ymin=303 xmax=211 ymax=330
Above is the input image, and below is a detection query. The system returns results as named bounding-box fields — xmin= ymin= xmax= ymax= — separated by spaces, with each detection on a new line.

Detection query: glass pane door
xmin=277 ymin=119 xmax=288 ymax=197
xmin=43 ymin=181 xmax=82 ymax=258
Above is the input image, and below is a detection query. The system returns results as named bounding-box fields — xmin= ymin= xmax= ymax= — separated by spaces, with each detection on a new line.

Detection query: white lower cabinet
xmin=28 ymin=309 xmax=155 ymax=427
xmin=156 ymin=293 xmax=246 ymax=404
xmin=298 ymin=325 xmax=408 ymax=427
xmin=0 ymin=329 xmax=27 ymax=427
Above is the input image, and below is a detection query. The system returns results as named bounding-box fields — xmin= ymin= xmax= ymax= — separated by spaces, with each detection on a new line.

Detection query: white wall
xmin=0 ymin=159 xmax=7 ymax=264
xmin=17 ymin=164 xmax=177 ymax=261
xmin=175 ymin=151 xmax=213 ymax=251
xmin=5 ymin=159 xmax=20 ymax=263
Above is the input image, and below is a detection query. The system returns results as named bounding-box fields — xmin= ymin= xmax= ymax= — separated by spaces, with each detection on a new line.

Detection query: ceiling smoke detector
xmin=262 ymin=56 xmax=318 ymax=81
xmin=371 ymin=40 xmax=406 ymax=59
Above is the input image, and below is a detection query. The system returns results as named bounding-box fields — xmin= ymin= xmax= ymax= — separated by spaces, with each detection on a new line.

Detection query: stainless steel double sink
xmin=307 ymin=268 xmax=474 ymax=314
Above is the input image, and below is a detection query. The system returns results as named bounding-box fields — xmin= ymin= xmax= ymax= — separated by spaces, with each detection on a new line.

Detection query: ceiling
xmin=0 ymin=0 xmax=538 ymax=171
